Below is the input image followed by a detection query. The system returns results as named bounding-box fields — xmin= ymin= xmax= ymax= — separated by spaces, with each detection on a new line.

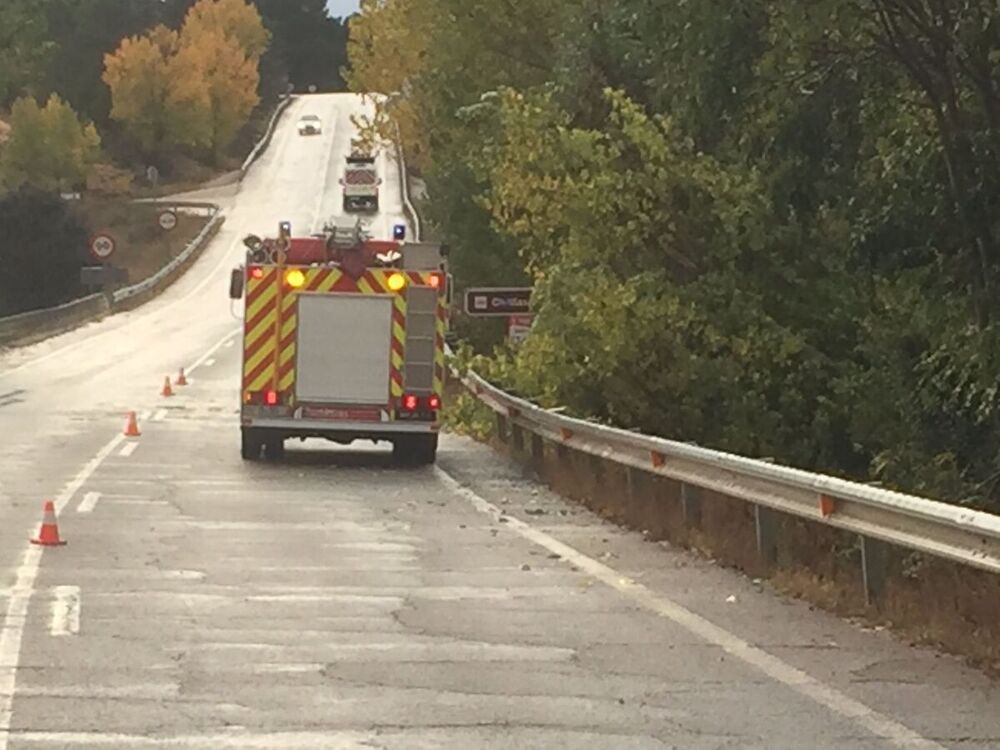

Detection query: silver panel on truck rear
xmin=295 ymin=293 xmax=393 ymax=405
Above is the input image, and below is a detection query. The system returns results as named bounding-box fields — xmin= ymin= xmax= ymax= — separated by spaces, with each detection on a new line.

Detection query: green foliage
xmin=0 ymin=1 xmax=52 ymax=107
xmin=0 ymin=189 xmax=87 ymax=315
xmin=0 ymin=94 xmax=100 ymax=191
xmin=342 ymin=1 xmax=1000 ymax=509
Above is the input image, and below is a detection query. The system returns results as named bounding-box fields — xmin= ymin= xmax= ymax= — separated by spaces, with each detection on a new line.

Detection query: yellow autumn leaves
xmin=0 ymin=94 xmax=100 ymax=191
xmin=103 ymin=0 xmax=270 ymax=157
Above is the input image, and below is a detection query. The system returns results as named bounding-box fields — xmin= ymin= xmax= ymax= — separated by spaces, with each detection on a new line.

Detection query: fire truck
xmin=341 ymin=142 xmax=380 ymax=213
xmin=229 ymin=222 xmax=449 ymax=464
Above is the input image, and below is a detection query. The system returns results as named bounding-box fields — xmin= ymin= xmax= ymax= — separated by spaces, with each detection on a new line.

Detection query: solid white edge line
xmin=77 ymin=492 xmax=100 ymax=514
xmin=0 ymin=315 xmax=245 ymax=747
xmin=0 ymin=432 xmax=124 ymax=750
xmin=433 ymin=466 xmax=944 ymax=750
xmin=0 ymin=232 xmax=241 ymax=383
xmin=49 ymin=587 xmax=80 ymax=637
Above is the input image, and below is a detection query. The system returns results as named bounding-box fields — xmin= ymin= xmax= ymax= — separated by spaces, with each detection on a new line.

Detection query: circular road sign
xmin=158 ymin=209 xmax=178 ymax=232
xmin=89 ymin=233 xmax=116 ymax=262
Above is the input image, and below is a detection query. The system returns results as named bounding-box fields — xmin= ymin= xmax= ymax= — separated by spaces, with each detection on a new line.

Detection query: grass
xmin=73 ymin=198 xmax=208 ymax=288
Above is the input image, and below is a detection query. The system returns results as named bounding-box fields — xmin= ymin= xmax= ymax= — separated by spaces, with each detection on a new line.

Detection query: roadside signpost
xmin=463 ymin=287 xmax=532 ymax=317
xmin=464 ymin=287 xmax=535 ymax=345
xmin=507 ymin=314 xmax=534 ymax=345
xmin=158 ymin=209 xmax=178 ymax=232
xmin=89 ymin=233 xmax=116 ymax=263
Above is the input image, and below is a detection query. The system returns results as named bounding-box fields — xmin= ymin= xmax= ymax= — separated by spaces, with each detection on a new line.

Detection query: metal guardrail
xmin=394 ymin=125 xmax=1000 ymax=598
xmin=112 ymin=204 xmax=223 ymax=304
xmin=395 ymin=122 xmax=422 ymax=243
xmin=464 ymin=370 xmax=1000 ymax=583
xmin=0 ymin=294 xmax=110 ymax=347
xmin=241 ymin=95 xmax=296 ymax=180
xmin=0 ymin=94 xmax=292 ymax=345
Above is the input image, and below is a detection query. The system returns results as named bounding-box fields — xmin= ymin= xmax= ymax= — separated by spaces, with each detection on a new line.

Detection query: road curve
xmin=0 ymin=93 xmax=998 ymax=749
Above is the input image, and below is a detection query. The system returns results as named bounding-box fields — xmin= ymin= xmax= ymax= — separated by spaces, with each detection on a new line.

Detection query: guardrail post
xmin=495 ymin=413 xmax=508 ymax=443
xmin=754 ymin=505 xmax=779 ymax=565
xmin=861 ymin=535 xmax=890 ymax=606
xmin=531 ymin=433 xmax=545 ymax=466
xmin=680 ymin=482 xmax=702 ymax=527
xmin=511 ymin=423 xmax=525 ymax=453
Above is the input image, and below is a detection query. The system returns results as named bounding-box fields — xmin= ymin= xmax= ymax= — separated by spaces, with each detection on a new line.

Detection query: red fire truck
xmin=229 ymin=223 xmax=449 ymax=464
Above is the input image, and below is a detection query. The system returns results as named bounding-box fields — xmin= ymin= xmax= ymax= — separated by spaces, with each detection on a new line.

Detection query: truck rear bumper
xmin=242 ymin=416 xmax=438 ymax=437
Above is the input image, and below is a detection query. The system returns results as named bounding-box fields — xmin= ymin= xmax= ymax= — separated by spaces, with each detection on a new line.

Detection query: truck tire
xmin=263 ymin=436 xmax=285 ymax=461
xmin=393 ymin=434 xmax=438 ymax=466
xmin=241 ymin=429 xmax=263 ymax=461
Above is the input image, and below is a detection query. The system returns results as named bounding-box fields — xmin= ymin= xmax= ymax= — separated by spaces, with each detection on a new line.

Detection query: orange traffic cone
xmin=161 ymin=376 xmax=174 ymax=398
xmin=31 ymin=501 xmax=66 ymax=547
xmin=176 ymin=368 xmax=188 ymax=386
xmin=124 ymin=411 xmax=141 ymax=437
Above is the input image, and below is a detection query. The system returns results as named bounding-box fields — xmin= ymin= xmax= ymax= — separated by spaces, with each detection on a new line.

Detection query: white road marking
xmin=0 ymin=236 xmax=243 ymax=382
xmin=311 ymin=109 xmax=339 ymax=234
xmin=139 ymin=410 xmax=152 ymax=421
xmin=0 ymin=317 xmax=243 ymax=748
xmin=204 ymin=358 xmax=216 ymax=367
xmin=187 ymin=328 xmax=240 ymax=376
xmin=119 ymin=443 xmax=138 ymax=458
xmin=49 ymin=587 xmax=80 ymax=637
xmin=77 ymin=492 xmax=101 ymax=514
xmin=0 ymin=731 xmax=390 ymax=748
xmin=0 ymin=432 xmax=124 ymax=750
xmin=224 ymin=340 xmax=234 ymax=348
xmin=434 ymin=467 xmax=944 ymax=750
xmin=152 ymin=409 xmax=168 ymax=422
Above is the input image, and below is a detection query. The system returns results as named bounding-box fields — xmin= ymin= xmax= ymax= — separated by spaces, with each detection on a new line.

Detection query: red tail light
xmin=429 ymin=273 xmax=443 ymax=289
xmin=428 ymin=395 xmax=441 ymax=410
xmin=402 ymin=394 xmax=418 ymax=411
xmin=249 ymin=266 xmax=264 ymax=279
xmin=265 ymin=390 xmax=279 ymax=406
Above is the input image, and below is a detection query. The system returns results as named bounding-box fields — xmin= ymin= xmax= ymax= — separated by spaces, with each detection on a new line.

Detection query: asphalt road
xmin=1 ymin=94 xmax=998 ymax=749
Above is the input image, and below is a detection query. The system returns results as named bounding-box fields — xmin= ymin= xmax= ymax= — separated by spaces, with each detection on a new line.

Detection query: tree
xmin=103 ymin=26 xmax=181 ymax=155
xmin=173 ymin=27 xmax=260 ymax=156
xmin=181 ymin=0 xmax=271 ymax=61
xmin=255 ymin=0 xmax=349 ymax=94
xmin=0 ymin=94 xmax=100 ymax=191
xmin=348 ymin=0 xmax=1000 ymax=508
xmin=0 ymin=189 xmax=88 ymax=315
xmin=0 ymin=0 xmax=51 ymax=107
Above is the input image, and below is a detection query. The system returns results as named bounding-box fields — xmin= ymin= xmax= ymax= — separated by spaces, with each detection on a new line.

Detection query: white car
xmin=298 ymin=115 xmax=322 ymax=136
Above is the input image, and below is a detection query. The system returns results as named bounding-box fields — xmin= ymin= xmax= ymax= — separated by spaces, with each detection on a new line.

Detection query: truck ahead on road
xmin=229 ymin=223 xmax=449 ymax=464
xmin=341 ymin=151 xmax=380 ymax=213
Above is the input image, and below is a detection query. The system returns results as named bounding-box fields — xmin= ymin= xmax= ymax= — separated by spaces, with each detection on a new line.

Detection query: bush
xmin=0 ymin=189 xmax=87 ymax=316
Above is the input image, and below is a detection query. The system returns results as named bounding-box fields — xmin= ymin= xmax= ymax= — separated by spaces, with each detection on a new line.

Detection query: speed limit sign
xmin=158 ymin=209 xmax=178 ymax=231
xmin=89 ymin=233 xmax=116 ymax=262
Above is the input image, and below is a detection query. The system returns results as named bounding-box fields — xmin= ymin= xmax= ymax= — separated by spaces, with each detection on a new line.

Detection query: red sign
xmin=89 ymin=232 xmax=116 ymax=262
xmin=508 ymin=314 xmax=534 ymax=344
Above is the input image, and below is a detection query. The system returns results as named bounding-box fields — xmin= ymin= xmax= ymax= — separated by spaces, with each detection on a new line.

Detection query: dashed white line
xmin=119 ymin=443 xmax=138 ymax=458
xmin=0 ymin=432 xmax=124 ymax=750
xmin=204 ymin=358 xmax=216 ymax=368
xmin=0 ymin=233 xmax=242 ymax=383
xmin=77 ymin=492 xmax=101 ymax=514
xmin=152 ymin=410 xmax=168 ymax=422
xmin=434 ymin=467 xmax=944 ymax=750
xmin=187 ymin=329 xmax=240 ymax=376
xmin=50 ymin=587 xmax=80 ymax=637
xmin=139 ymin=410 xmax=152 ymax=422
